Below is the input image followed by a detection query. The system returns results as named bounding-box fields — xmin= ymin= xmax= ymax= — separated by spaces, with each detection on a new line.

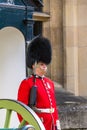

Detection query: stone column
xmin=77 ymin=0 xmax=87 ymax=96
xmin=63 ymin=0 xmax=79 ymax=95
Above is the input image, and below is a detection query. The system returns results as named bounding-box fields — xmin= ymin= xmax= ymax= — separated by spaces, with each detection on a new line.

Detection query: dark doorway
xmin=33 ymin=21 xmax=42 ymax=36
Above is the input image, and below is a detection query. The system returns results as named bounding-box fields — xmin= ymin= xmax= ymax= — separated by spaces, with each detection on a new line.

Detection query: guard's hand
xmin=56 ymin=120 xmax=61 ymax=130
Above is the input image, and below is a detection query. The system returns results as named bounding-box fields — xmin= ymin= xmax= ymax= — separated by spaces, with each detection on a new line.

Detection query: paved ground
xmin=54 ymin=82 xmax=87 ymax=106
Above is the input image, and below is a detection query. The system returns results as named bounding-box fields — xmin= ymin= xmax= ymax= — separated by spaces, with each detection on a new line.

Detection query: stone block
xmin=59 ymin=103 xmax=87 ymax=129
xmin=78 ymin=27 xmax=87 ymax=47
xmin=77 ymin=5 xmax=87 ymax=26
xmin=78 ymin=47 xmax=87 ymax=96
xmin=63 ymin=27 xmax=78 ymax=47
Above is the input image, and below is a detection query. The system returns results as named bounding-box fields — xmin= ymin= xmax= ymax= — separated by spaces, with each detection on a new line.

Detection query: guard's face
xmin=33 ymin=62 xmax=47 ymax=76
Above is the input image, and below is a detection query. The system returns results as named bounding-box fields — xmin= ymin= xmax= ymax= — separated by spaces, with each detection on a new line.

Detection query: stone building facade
xmin=0 ymin=0 xmax=87 ymax=98
xmin=41 ymin=0 xmax=87 ymax=97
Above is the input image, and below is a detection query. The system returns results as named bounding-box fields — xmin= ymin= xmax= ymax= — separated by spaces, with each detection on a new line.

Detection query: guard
xmin=17 ymin=36 xmax=61 ymax=130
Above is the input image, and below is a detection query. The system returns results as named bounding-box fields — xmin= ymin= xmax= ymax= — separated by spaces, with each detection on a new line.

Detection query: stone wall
xmin=59 ymin=103 xmax=87 ymax=130
xmin=77 ymin=1 xmax=87 ymax=96
xmin=43 ymin=0 xmax=87 ymax=96
xmin=43 ymin=0 xmax=64 ymax=85
xmin=63 ymin=0 xmax=87 ymax=96
xmin=55 ymin=82 xmax=87 ymax=130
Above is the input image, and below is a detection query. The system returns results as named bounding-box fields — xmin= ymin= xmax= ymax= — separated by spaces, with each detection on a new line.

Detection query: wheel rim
xmin=0 ymin=99 xmax=45 ymax=130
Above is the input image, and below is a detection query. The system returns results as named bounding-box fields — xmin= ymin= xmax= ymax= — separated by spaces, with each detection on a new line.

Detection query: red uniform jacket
xmin=17 ymin=75 xmax=60 ymax=130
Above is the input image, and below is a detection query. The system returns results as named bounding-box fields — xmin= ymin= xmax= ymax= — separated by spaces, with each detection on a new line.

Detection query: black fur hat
xmin=26 ymin=36 xmax=52 ymax=69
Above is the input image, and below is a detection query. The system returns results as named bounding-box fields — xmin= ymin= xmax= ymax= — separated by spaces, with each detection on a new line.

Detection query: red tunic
xmin=17 ymin=75 xmax=60 ymax=130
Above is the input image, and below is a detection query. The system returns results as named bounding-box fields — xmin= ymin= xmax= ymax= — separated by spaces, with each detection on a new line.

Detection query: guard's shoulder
xmin=25 ymin=75 xmax=33 ymax=81
xmin=20 ymin=75 xmax=33 ymax=86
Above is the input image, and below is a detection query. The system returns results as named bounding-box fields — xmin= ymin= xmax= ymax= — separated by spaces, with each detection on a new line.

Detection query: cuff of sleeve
xmin=56 ymin=120 xmax=61 ymax=130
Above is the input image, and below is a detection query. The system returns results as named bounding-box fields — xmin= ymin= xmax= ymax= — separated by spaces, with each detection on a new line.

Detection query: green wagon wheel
xmin=0 ymin=99 xmax=45 ymax=130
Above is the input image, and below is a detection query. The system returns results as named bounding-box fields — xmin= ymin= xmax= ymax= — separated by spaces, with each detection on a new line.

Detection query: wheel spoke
xmin=4 ymin=109 xmax=12 ymax=128
xmin=18 ymin=119 xmax=26 ymax=128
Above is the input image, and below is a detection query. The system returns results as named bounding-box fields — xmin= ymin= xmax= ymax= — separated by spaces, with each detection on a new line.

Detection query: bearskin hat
xmin=26 ymin=36 xmax=52 ymax=69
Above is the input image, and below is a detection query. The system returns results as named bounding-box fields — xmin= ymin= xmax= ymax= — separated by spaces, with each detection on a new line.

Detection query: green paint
xmin=0 ymin=99 xmax=45 ymax=130
xmin=4 ymin=109 xmax=12 ymax=128
xmin=0 ymin=0 xmax=34 ymax=40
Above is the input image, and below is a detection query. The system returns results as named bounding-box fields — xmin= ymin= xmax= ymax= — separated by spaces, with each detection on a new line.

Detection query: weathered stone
xmin=59 ymin=103 xmax=87 ymax=129
xmin=55 ymin=84 xmax=87 ymax=130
